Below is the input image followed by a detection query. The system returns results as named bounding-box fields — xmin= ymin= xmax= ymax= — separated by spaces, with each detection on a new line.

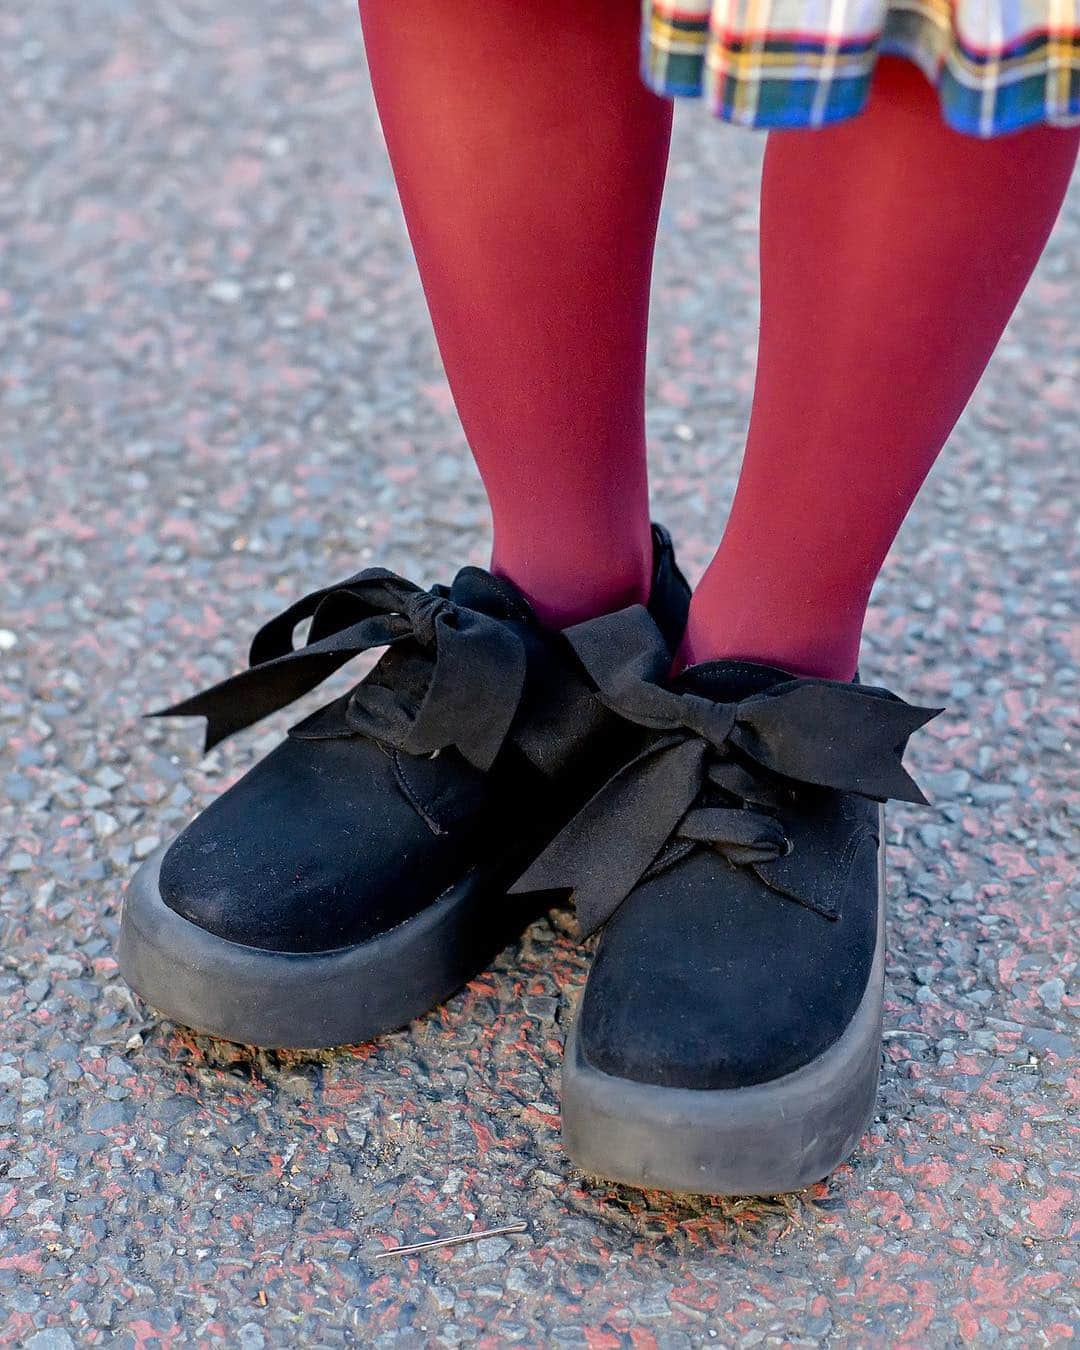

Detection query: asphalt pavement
xmin=1 ymin=3 xmax=1077 ymax=1344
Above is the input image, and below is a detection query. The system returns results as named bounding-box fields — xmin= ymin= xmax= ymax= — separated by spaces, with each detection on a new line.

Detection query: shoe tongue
xmin=673 ymin=658 xmax=796 ymax=704
xmin=447 ymin=566 xmax=536 ymax=625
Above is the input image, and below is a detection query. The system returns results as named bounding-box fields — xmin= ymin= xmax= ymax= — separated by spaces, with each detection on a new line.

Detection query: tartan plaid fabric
xmin=643 ymin=0 xmax=1080 ymax=135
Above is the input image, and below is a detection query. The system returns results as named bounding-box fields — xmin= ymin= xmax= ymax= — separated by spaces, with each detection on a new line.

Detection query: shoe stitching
xmin=391 ymin=748 xmax=448 ymax=837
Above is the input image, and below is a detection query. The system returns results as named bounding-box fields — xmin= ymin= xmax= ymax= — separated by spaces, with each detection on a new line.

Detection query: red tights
xmin=360 ymin=1 xmax=1079 ymax=674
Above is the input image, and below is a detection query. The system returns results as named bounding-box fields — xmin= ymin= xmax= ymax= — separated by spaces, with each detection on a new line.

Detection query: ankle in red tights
xmin=681 ymin=58 xmax=1079 ymax=678
xmin=360 ymin=0 xmax=671 ymax=628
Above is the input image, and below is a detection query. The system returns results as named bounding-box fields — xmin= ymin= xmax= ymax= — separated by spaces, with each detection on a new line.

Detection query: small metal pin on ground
xmin=373 ymin=1221 xmax=529 ymax=1259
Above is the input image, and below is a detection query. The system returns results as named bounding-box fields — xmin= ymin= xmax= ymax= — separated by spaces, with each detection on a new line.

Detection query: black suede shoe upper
xmin=156 ymin=526 xmax=690 ymax=953
xmin=512 ymin=607 xmax=941 ymax=1090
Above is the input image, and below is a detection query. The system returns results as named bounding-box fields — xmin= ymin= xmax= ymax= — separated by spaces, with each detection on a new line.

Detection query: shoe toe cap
xmin=576 ymin=853 xmax=877 ymax=1090
xmin=157 ymin=736 xmax=466 ymax=953
xmin=158 ymin=810 xmax=363 ymax=954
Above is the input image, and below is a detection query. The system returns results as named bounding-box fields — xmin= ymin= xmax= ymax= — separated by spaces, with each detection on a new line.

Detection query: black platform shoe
xmin=513 ymin=606 xmax=941 ymax=1196
xmin=118 ymin=526 xmax=689 ymax=1048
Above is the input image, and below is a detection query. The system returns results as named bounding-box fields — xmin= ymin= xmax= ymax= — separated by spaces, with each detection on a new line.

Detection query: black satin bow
xmin=511 ymin=606 xmax=941 ymax=936
xmin=152 ymin=568 xmax=527 ymax=773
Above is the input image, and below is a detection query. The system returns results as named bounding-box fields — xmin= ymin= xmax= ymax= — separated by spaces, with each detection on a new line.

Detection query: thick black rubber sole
xmin=561 ymin=834 xmax=886 ymax=1197
xmin=118 ymin=846 xmax=546 ymax=1048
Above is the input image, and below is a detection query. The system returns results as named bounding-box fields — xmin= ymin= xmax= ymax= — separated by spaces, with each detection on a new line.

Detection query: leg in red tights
xmin=683 ymin=57 xmax=1079 ymax=678
xmin=359 ymin=0 xmax=672 ymax=627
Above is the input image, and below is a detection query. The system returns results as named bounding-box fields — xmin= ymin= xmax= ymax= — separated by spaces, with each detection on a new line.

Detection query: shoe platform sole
xmin=560 ymin=830 xmax=886 ymax=1196
xmin=118 ymin=846 xmax=545 ymax=1048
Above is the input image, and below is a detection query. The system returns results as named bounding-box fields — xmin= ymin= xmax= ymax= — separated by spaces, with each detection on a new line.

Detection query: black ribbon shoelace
xmin=151 ymin=568 xmax=529 ymax=773
xmin=511 ymin=606 xmax=942 ymax=936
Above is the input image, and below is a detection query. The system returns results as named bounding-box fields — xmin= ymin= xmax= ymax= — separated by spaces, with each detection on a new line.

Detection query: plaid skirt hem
xmin=643 ymin=0 xmax=1080 ymax=136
